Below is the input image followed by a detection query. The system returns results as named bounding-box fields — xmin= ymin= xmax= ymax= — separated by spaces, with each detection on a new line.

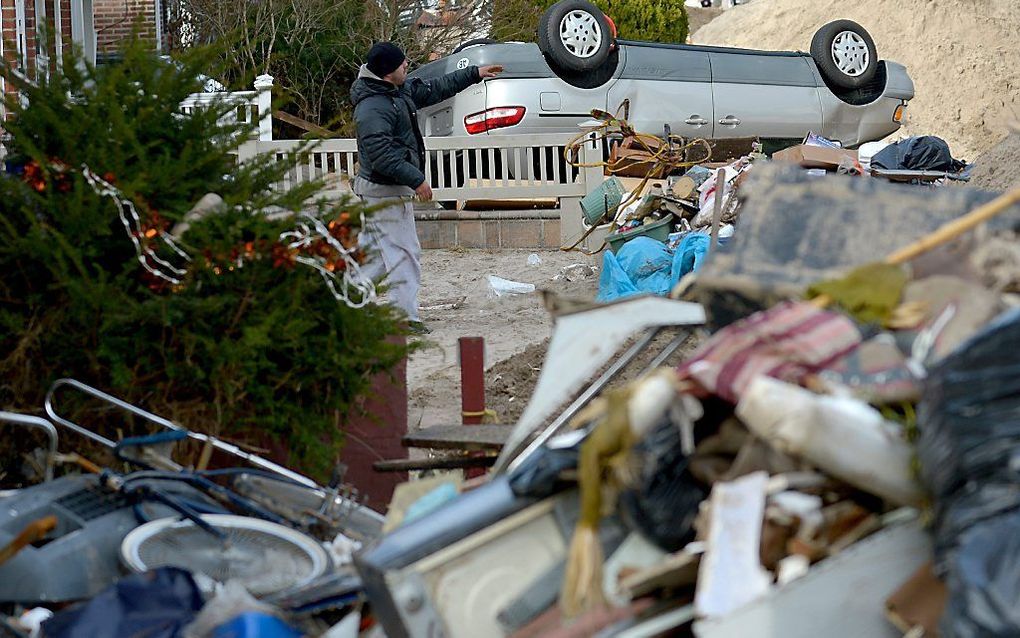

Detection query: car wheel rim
xmin=831 ymin=31 xmax=870 ymax=77
xmin=558 ymin=10 xmax=603 ymax=59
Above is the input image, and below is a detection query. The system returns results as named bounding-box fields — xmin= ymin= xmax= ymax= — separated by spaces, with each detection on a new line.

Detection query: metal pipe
xmin=459 ymin=336 xmax=486 ymax=425
xmin=44 ymin=378 xmax=318 ymax=488
xmin=0 ymin=412 xmax=59 ymax=482
xmin=640 ymin=329 xmax=690 ymax=374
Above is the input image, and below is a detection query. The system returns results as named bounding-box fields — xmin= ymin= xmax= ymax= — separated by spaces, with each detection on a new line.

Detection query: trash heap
xmin=352 ymin=166 xmax=1020 ymax=638
xmin=0 ymin=385 xmax=384 ymax=638
xmin=0 ymin=126 xmax=1011 ymax=638
xmin=584 ymin=122 xmax=972 ymax=304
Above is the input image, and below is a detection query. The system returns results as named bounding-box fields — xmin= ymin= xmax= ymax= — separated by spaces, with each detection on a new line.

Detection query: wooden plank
xmin=272 ymin=109 xmax=332 ymax=136
xmin=402 ymin=424 xmax=513 ymax=451
xmin=373 ymin=455 xmax=497 ymax=472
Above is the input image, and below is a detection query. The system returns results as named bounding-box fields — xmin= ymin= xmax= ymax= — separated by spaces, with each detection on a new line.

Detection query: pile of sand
xmin=967 ymin=133 xmax=1020 ymax=192
xmin=693 ymin=0 xmax=1020 ymax=159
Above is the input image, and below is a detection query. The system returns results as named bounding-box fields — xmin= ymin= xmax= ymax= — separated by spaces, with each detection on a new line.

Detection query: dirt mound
xmin=692 ymin=0 xmax=1020 ymax=159
xmin=486 ymin=339 xmax=548 ymax=425
xmin=967 ymin=134 xmax=1020 ymax=192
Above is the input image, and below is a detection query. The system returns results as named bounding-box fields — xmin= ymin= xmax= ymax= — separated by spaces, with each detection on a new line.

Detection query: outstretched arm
xmin=408 ymin=65 xmax=503 ymax=108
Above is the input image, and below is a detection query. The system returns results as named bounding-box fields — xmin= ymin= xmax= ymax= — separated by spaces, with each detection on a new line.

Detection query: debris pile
xmin=354 ymin=164 xmax=1020 ymax=637
xmin=0 ymin=385 xmax=381 ymax=637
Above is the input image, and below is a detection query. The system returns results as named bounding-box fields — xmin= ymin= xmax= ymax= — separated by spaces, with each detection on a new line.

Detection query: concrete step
xmin=414 ymin=208 xmax=563 ymax=249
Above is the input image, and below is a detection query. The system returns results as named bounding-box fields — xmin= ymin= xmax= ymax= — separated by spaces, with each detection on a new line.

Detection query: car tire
xmin=538 ymin=0 xmax=613 ymax=74
xmin=452 ymin=38 xmax=498 ymax=54
xmin=543 ymin=46 xmax=620 ymax=89
xmin=810 ymin=20 xmax=878 ymax=90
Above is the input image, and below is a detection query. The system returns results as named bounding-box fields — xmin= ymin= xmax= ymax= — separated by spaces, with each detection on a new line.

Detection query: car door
xmin=708 ymin=51 xmax=823 ymax=143
xmin=607 ymin=43 xmax=714 ymax=140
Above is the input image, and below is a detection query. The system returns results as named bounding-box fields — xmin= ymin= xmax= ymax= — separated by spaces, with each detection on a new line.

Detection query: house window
xmin=14 ymin=0 xmax=28 ymax=72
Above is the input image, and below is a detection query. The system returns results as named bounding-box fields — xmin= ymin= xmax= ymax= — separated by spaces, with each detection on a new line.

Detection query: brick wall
xmin=1 ymin=0 xmax=37 ymax=99
xmin=93 ymin=0 xmax=155 ymax=53
xmin=43 ymin=0 xmax=75 ymax=68
xmin=414 ymin=210 xmax=564 ymax=250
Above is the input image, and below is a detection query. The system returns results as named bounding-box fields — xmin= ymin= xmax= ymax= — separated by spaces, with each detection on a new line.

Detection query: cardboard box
xmin=773 ymin=144 xmax=859 ymax=171
xmin=608 ymin=137 xmax=669 ymax=178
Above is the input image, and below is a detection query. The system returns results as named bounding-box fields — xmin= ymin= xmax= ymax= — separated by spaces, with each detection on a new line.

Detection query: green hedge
xmin=0 ymin=42 xmax=408 ymax=479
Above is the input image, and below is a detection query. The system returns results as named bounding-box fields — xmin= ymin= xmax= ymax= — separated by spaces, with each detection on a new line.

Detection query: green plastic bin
xmin=606 ymin=215 xmax=674 ymax=253
xmin=580 ymin=177 xmax=625 ymax=226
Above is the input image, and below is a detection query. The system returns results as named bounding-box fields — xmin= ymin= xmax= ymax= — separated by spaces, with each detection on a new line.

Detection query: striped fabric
xmin=677 ymin=301 xmax=863 ymax=404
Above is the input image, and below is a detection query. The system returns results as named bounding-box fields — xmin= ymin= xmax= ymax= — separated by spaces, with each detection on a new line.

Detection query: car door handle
xmin=685 ymin=116 xmax=709 ymax=126
xmin=718 ymin=116 xmax=741 ymax=126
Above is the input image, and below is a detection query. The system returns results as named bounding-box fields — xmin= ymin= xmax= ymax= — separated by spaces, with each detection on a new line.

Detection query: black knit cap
xmin=367 ymin=42 xmax=406 ymax=78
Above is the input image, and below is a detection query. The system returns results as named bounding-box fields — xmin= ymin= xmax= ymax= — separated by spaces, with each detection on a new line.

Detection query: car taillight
xmin=464 ymin=107 xmax=526 ymax=134
xmin=893 ymin=103 xmax=907 ymax=123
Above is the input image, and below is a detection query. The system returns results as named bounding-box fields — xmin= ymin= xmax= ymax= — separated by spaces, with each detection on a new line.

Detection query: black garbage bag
xmin=918 ymin=308 xmax=1020 ymax=506
xmin=42 ymin=567 xmax=203 ymax=638
xmin=871 ymin=136 xmax=967 ymax=173
xmin=508 ymin=435 xmax=581 ymax=499
xmin=618 ymin=417 xmax=706 ymax=552
xmin=941 ymin=511 xmax=1020 ymax=638
xmin=919 ymin=309 xmax=1020 ymax=635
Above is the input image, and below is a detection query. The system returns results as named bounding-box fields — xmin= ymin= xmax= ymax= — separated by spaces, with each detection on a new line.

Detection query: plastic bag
xmin=42 ymin=568 xmax=203 ymax=638
xmin=185 ymin=580 xmax=283 ymax=638
xmin=487 ymin=275 xmax=536 ymax=297
xmin=941 ymin=511 xmax=1020 ymax=638
xmin=618 ymin=416 xmax=705 ymax=552
xmin=508 ymin=437 xmax=581 ymax=499
xmin=918 ymin=308 xmax=1020 ymax=505
xmin=871 ymin=136 xmax=966 ymax=173
xmin=918 ymin=309 xmax=1020 ymax=634
xmin=596 ymin=236 xmax=673 ymax=302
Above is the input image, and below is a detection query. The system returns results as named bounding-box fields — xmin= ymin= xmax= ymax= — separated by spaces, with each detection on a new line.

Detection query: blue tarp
xmin=597 ymin=233 xmax=717 ymax=302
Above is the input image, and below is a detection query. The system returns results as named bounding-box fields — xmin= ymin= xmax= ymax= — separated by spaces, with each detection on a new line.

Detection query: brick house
xmin=1 ymin=0 xmax=164 ymax=102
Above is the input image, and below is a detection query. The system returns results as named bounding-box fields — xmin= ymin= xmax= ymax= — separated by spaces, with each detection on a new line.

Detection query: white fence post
xmin=236 ymin=140 xmax=257 ymax=164
xmin=560 ymin=131 xmax=606 ymax=248
xmin=253 ymin=74 xmax=274 ymax=142
xmin=579 ymin=131 xmax=605 ymax=189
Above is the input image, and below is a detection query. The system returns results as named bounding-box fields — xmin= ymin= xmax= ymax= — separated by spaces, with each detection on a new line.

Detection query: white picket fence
xmin=235 ymin=131 xmax=605 ymax=244
xmin=179 ymin=75 xmax=274 ymax=141
xmin=236 ymin=132 xmax=604 ymax=200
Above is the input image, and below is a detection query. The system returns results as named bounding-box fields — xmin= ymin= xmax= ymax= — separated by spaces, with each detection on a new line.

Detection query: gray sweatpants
xmin=355 ymin=178 xmax=421 ymax=322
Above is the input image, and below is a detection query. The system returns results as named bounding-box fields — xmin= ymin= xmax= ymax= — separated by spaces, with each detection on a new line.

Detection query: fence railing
xmin=236 ymin=132 xmax=604 ymax=201
xmin=180 ymin=75 xmax=274 ymax=141
xmin=236 ymin=131 xmax=606 ymax=245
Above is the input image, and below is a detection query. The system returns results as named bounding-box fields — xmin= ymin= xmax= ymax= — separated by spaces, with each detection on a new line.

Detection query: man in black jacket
xmin=352 ymin=42 xmax=501 ymax=334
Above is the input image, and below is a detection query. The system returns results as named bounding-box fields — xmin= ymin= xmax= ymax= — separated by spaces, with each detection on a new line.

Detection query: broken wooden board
xmin=402 ymin=424 xmax=512 ymax=451
xmin=885 ymin=562 xmax=947 ymax=636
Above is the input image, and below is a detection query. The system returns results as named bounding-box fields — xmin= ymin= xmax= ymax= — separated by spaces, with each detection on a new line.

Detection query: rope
xmin=461 ymin=409 xmax=499 ymax=424
xmin=560 ymin=110 xmax=713 ymax=253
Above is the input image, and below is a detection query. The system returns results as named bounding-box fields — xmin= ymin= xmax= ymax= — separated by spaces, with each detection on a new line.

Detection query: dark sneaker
xmin=409 ymin=321 xmax=432 ymax=335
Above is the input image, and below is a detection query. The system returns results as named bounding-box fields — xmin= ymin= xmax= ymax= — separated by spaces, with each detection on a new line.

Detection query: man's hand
xmin=415 ymin=181 xmax=433 ymax=201
xmin=478 ymin=65 xmax=503 ymax=79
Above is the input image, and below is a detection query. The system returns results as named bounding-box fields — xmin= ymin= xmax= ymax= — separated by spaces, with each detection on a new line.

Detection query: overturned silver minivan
xmin=410 ymin=0 xmax=913 ymax=149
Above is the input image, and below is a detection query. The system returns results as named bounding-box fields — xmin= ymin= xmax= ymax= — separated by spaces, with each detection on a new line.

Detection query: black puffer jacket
xmin=351 ymin=64 xmax=481 ymax=189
